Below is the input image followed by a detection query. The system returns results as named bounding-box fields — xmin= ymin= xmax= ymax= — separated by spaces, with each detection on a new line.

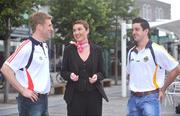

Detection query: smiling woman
xmin=60 ymin=20 xmax=108 ymax=116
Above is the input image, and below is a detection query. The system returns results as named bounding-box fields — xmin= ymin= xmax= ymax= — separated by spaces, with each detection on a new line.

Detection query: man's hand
xmin=158 ymin=89 xmax=165 ymax=102
xmin=1 ymin=64 xmax=38 ymax=102
xmin=70 ymin=73 xmax=79 ymax=81
xmin=21 ymin=88 xmax=38 ymax=102
xmin=89 ymin=74 xmax=97 ymax=84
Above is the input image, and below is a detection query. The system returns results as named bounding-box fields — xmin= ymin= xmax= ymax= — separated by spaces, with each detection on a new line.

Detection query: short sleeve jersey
xmin=5 ymin=37 xmax=50 ymax=94
xmin=127 ymin=41 xmax=179 ymax=92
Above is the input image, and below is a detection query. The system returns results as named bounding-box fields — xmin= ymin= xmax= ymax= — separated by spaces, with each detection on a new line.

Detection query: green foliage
xmin=49 ymin=0 xmax=111 ymax=47
xmin=0 ymin=0 xmax=46 ymax=40
xmin=109 ymin=0 xmax=138 ymax=19
xmin=49 ymin=0 xmax=138 ymax=48
xmin=107 ymin=0 xmax=138 ymax=48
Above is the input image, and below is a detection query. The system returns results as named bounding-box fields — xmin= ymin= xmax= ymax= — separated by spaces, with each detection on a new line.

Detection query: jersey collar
xmin=29 ymin=37 xmax=43 ymax=45
xmin=145 ymin=40 xmax=152 ymax=49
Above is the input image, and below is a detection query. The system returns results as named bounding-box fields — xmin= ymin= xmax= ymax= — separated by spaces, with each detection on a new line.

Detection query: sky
xmin=158 ymin=0 xmax=180 ymax=20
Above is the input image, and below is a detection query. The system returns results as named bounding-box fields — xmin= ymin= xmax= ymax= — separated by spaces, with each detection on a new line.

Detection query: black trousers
xmin=67 ymin=90 xmax=102 ymax=116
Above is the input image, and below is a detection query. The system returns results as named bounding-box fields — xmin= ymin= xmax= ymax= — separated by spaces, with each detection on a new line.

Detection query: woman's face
xmin=73 ymin=23 xmax=89 ymax=42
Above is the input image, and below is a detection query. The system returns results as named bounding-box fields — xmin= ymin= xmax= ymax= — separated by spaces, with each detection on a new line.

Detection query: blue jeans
xmin=16 ymin=94 xmax=49 ymax=116
xmin=127 ymin=92 xmax=160 ymax=116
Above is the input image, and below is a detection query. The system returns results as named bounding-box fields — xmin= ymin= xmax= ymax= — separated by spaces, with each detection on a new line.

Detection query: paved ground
xmin=0 ymin=84 xmax=179 ymax=116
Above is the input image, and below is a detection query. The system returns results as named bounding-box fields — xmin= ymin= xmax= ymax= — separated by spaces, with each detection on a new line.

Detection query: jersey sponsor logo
xmin=39 ymin=56 xmax=43 ymax=60
xmin=143 ymin=56 xmax=149 ymax=62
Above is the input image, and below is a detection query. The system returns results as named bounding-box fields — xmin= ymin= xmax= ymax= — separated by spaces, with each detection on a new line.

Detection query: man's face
xmin=73 ymin=24 xmax=89 ymax=42
xmin=40 ymin=19 xmax=54 ymax=40
xmin=132 ymin=23 xmax=148 ymax=42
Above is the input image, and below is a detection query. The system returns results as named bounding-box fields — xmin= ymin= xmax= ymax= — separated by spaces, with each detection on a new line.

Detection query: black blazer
xmin=61 ymin=42 xmax=108 ymax=104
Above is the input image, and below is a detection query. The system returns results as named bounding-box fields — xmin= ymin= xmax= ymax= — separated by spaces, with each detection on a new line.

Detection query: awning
xmin=157 ymin=19 xmax=180 ymax=39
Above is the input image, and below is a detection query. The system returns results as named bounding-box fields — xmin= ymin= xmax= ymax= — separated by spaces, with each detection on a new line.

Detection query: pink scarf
xmin=70 ymin=41 xmax=89 ymax=53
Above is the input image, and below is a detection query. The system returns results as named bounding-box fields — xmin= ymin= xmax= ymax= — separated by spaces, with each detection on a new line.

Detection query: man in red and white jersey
xmin=1 ymin=12 xmax=53 ymax=116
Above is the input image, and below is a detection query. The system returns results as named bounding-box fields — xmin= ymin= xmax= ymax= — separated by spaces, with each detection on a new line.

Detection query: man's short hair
xmin=29 ymin=12 xmax=52 ymax=33
xmin=132 ymin=17 xmax=150 ymax=30
xmin=132 ymin=17 xmax=151 ymax=37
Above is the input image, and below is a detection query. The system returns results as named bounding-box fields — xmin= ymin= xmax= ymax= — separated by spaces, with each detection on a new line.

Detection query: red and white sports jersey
xmin=5 ymin=38 xmax=50 ymax=94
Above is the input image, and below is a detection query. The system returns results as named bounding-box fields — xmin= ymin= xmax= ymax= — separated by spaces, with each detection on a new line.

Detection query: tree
xmin=0 ymin=0 xmax=46 ymax=103
xmin=49 ymin=0 xmax=111 ymax=47
xmin=107 ymin=0 xmax=138 ymax=85
xmin=0 ymin=0 xmax=46 ymax=40
xmin=49 ymin=0 xmax=138 ymax=81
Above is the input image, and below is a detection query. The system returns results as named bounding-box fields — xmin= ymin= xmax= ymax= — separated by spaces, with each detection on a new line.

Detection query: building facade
xmin=135 ymin=0 xmax=171 ymax=21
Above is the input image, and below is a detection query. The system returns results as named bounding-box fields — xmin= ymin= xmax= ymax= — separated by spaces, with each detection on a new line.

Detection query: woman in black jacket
xmin=61 ymin=20 xmax=108 ymax=116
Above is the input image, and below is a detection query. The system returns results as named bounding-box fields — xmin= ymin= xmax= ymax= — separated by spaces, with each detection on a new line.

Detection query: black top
xmin=73 ymin=45 xmax=96 ymax=91
xmin=61 ymin=41 xmax=109 ymax=103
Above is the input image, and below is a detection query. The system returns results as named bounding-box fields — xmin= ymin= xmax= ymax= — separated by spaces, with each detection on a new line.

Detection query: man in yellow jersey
xmin=127 ymin=17 xmax=180 ymax=116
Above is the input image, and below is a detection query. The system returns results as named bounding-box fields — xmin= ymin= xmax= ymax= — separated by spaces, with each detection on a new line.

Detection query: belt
xmin=18 ymin=93 xmax=48 ymax=99
xmin=131 ymin=89 xmax=159 ymax=97
xmin=37 ymin=93 xmax=48 ymax=97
